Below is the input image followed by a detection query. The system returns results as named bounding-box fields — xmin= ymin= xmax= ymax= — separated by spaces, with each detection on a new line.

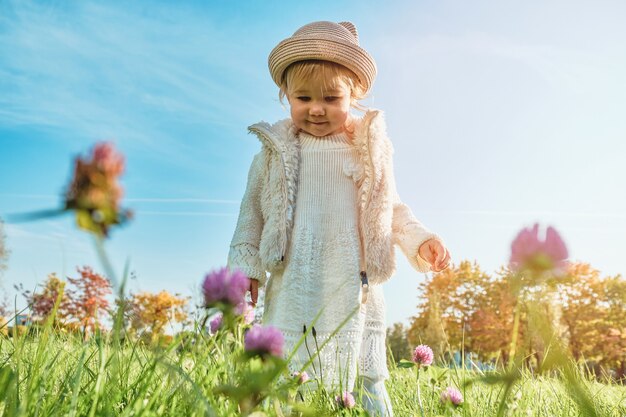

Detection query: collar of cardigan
xmin=247 ymin=109 xmax=384 ymax=153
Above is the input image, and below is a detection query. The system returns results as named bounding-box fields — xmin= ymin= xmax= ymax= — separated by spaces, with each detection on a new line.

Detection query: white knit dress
xmin=262 ymin=131 xmax=388 ymax=389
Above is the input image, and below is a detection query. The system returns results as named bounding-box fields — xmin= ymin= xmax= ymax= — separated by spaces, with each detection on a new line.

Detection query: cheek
xmin=289 ymin=102 xmax=299 ymax=118
xmin=340 ymin=96 xmax=351 ymax=111
xmin=289 ymin=103 xmax=306 ymax=128
xmin=336 ymin=110 xmax=349 ymax=125
xmin=291 ymin=101 xmax=305 ymax=115
xmin=334 ymin=102 xmax=351 ymax=123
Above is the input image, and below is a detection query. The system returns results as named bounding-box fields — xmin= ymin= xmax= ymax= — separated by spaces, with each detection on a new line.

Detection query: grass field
xmin=1 ymin=319 xmax=625 ymax=417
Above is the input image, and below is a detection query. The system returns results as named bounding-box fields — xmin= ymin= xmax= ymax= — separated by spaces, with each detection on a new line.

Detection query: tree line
xmin=1 ymin=266 xmax=189 ymax=344
xmin=389 ymin=260 xmax=625 ymax=380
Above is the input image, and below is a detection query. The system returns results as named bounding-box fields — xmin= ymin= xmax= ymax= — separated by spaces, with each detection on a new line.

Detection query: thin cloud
xmin=0 ymin=194 xmax=58 ymax=200
xmin=428 ymin=210 xmax=626 ymax=220
xmin=0 ymin=194 xmax=239 ymax=204
xmin=0 ymin=1 xmax=270 ymax=161
xmin=128 ymin=198 xmax=239 ymax=204
xmin=137 ymin=211 xmax=236 ymax=217
xmin=4 ymin=222 xmax=88 ymax=252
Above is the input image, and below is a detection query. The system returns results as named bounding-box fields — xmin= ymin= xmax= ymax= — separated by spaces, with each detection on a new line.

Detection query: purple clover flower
xmin=292 ymin=371 xmax=310 ymax=384
xmin=202 ymin=267 xmax=249 ymax=307
xmin=209 ymin=314 xmax=223 ymax=334
xmin=441 ymin=386 xmax=463 ymax=406
xmin=244 ymin=324 xmax=284 ymax=357
xmin=413 ymin=344 xmax=434 ymax=366
xmin=335 ymin=391 xmax=356 ymax=409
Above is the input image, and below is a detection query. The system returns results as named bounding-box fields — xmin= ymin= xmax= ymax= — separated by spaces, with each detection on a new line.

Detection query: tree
xmin=466 ymin=272 xmax=518 ymax=363
xmin=409 ymin=261 xmax=493 ymax=356
xmin=408 ymin=259 xmax=625 ymax=373
xmin=601 ymin=275 xmax=626 ymax=379
xmin=387 ymin=322 xmax=411 ymax=364
xmin=560 ymin=263 xmax=605 ymax=362
xmin=23 ymin=273 xmax=68 ymax=324
xmin=64 ymin=266 xmax=112 ymax=334
xmin=409 ymin=290 xmax=448 ymax=360
xmin=561 ymin=264 xmax=626 ymax=379
xmin=128 ymin=290 xmax=189 ymax=341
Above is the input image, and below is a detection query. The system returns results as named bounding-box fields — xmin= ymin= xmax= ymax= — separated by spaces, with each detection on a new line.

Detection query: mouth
xmin=308 ymin=121 xmax=327 ymax=125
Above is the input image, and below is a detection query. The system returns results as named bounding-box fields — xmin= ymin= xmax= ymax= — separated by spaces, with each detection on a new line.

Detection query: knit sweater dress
xmin=262 ymin=131 xmax=388 ymax=389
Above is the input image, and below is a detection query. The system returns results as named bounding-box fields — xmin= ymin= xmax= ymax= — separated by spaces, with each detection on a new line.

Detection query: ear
xmin=338 ymin=21 xmax=358 ymax=41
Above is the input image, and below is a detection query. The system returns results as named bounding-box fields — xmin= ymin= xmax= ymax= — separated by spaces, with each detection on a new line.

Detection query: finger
xmin=250 ymin=281 xmax=259 ymax=306
xmin=430 ymin=246 xmax=447 ymax=272
xmin=438 ymin=249 xmax=451 ymax=270
xmin=434 ymin=244 xmax=445 ymax=266
xmin=418 ymin=242 xmax=436 ymax=265
xmin=429 ymin=241 xmax=441 ymax=263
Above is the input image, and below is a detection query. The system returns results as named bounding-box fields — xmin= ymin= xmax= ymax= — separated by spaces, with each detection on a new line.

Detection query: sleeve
xmin=227 ymin=150 xmax=268 ymax=286
xmin=389 ymin=164 xmax=442 ymax=273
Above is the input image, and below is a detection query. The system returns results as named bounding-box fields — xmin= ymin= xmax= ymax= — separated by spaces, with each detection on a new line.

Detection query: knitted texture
xmin=262 ymin=132 xmax=388 ymax=388
xmin=227 ymin=111 xmax=445 ymax=395
xmin=227 ymin=111 xmax=440 ymax=287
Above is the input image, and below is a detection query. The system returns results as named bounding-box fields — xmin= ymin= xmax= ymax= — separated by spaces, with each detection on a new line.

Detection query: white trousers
xmin=360 ymin=377 xmax=394 ymax=417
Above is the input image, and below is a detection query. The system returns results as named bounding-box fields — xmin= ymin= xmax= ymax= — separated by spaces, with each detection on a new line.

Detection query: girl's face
xmin=287 ymin=76 xmax=352 ymax=137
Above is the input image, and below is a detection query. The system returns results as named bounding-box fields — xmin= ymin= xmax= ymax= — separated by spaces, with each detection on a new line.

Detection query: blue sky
xmin=1 ymin=0 xmax=625 ymax=326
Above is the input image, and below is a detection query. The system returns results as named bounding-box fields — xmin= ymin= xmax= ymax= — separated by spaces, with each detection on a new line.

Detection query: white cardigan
xmin=228 ymin=110 xmax=439 ymax=286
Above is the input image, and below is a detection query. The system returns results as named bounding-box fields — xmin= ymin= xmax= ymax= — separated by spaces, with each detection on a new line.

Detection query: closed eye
xmin=325 ymin=96 xmax=340 ymax=102
xmin=297 ymin=96 xmax=311 ymax=102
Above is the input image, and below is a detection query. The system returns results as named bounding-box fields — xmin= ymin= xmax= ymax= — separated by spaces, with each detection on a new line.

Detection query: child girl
xmin=228 ymin=21 xmax=450 ymax=416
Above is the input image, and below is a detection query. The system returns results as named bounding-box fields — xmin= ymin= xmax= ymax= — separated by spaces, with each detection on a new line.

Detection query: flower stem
xmin=416 ymin=366 xmax=425 ymax=417
xmin=508 ymin=301 xmax=521 ymax=367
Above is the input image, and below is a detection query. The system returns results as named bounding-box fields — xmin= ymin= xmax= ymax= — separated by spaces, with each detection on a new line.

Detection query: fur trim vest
xmin=228 ymin=110 xmax=438 ymax=286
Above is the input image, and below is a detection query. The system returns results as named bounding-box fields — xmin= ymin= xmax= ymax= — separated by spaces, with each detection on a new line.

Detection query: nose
xmin=309 ymin=102 xmax=325 ymax=116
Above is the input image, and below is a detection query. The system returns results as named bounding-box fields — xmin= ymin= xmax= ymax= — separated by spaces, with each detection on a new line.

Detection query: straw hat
xmin=268 ymin=21 xmax=377 ymax=94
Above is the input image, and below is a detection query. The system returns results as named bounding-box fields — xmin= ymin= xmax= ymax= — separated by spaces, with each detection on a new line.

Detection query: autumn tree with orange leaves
xmin=408 ymin=261 xmax=497 ymax=359
xmin=63 ymin=266 xmax=112 ymax=334
xmin=127 ymin=290 xmax=189 ymax=341
xmin=560 ymin=263 xmax=626 ymax=379
xmin=466 ymin=269 xmax=518 ymax=363
xmin=23 ymin=273 xmax=68 ymax=325
xmin=409 ymin=260 xmax=626 ymax=376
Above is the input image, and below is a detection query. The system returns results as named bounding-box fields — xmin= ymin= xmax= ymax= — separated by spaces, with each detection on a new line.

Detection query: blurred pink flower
xmin=93 ymin=142 xmax=125 ymax=176
xmin=510 ymin=223 xmax=568 ymax=274
xmin=202 ymin=267 xmax=249 ymax=308
xmin=336 ymin=391 xmax=356 ymax=409
xmin=292 ymin=371 xmax=310 ymax=384
xmin=65 ymin=141 xmax=132 ymax=236
xmin=413 ymin=344 xmax=434 ymax=366
xmin=441 ymin=386 xmax=463 ymax=406
xmin=235 ymin=302 xmax=255 ymax=324
xmin=209 ymin=314 xmax=223 ymax=334
xmin=244 ymin=324 xmax=284 ymax=357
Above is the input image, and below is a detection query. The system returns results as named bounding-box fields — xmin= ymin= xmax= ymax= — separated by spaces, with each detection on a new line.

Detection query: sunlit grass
xmin=1 ymin=321 xmax=625 ymax=417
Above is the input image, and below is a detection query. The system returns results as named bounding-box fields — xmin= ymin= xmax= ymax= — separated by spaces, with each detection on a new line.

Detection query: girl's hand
xmin=249 ymin=279 xmax=259 ymax=307
xmin=418 ymin=238 xmax=451 ymax=272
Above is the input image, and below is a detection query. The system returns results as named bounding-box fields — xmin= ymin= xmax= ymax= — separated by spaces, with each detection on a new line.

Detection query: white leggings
xmin=360 ymin=377 xmax=394 ymax=417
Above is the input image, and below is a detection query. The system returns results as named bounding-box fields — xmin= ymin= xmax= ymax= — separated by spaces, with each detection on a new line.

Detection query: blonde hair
xmin=279 ymin=60 xmax=368 ymax=109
